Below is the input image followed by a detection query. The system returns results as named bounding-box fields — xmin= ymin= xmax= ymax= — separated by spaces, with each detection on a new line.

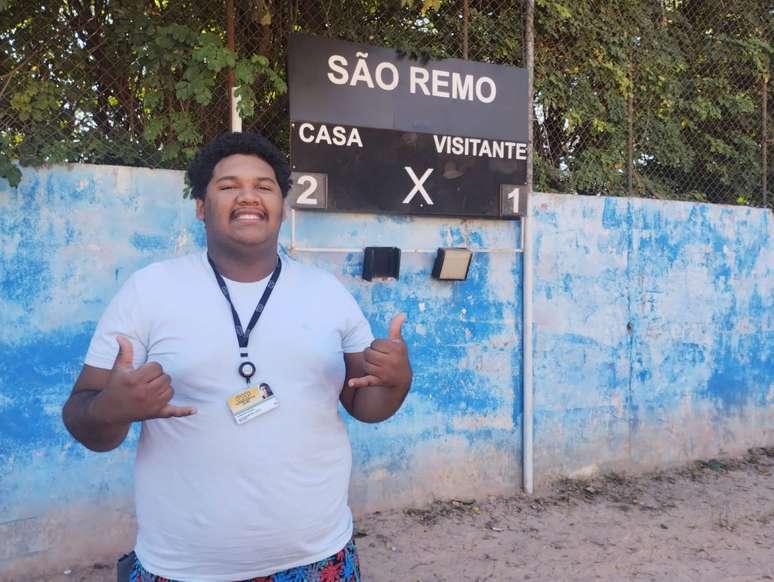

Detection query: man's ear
xmin=195 ymin=198 xmax=205 ymax=222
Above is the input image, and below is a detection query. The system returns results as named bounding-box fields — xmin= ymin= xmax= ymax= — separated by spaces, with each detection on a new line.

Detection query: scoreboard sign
xmin=287 ymin=33 xmax=528 ymax=219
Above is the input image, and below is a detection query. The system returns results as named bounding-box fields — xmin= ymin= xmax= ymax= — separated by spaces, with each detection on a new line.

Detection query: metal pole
xmin=763 ymin=74 xmax=768 ymax=209
xmin=226 ymin=0 xmax=241 ymax=132
xmin=525 ymin=0 xmax=534 ymax=194
xmin=463 ymin=0 xmax=469 ymax=60
xmin=522 ymin=0 xmax=535 ymax=496
xmin=522 ymin=212 xmax=534 ymax=496
xmin=627 ymin=61 xmax=634 ymax=196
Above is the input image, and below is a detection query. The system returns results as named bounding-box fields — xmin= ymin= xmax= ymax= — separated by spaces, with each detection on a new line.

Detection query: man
xmin=62 ymin=132 xmax=413 ymax=581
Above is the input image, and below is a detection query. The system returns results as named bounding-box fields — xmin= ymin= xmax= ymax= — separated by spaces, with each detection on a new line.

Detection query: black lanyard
xmin=208 ymin=255 xmax=282 ymax=383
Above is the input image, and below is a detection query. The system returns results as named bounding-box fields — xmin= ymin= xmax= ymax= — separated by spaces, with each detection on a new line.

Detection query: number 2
xmin=296 ymin=175 xmax=319 ymax=205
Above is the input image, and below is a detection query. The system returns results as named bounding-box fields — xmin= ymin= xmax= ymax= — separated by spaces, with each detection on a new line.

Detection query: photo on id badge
xmin=227 ymin=382 xmax=278 ymax=425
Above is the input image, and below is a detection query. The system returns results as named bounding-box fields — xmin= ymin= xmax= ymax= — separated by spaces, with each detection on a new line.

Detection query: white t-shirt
xmin=85 ymin=251 xmax=373 ymax=581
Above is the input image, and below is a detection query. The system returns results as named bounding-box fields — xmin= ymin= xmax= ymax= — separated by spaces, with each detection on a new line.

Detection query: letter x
xmin=402 ymin=167 xmax=434 ymax=205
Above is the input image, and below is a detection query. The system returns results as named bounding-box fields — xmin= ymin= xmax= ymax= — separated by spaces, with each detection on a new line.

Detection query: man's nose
xmin=235 ymin=187 xmax=262 ymax=203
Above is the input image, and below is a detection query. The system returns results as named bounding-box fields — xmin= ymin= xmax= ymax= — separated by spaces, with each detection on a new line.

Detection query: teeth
xmin=234 ymin=214 xmax=262 ymax=220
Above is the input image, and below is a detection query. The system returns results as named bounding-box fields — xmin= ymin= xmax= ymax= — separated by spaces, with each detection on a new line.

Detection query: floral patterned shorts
xmin=130 ymin=538 xmax=360 ymax=582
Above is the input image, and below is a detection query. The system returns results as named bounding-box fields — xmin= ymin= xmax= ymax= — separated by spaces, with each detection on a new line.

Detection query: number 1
xmin=507 ymin=187 xmax=520 ymax=214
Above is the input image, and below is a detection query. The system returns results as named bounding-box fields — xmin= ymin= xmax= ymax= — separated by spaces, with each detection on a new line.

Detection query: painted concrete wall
xmin=0 ymin=165 xmax=207 ymax=577
xmin=1 ymin=164 xmax=771 ymax=578
xmin=531 ymin=194 xmax=773 ymax=481
xmin=0 ymin=164 xmax=522 ymax=578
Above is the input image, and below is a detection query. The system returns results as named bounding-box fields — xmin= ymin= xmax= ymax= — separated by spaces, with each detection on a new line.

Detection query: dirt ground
xmin=32 ymin=448 xmax=774 ymax=582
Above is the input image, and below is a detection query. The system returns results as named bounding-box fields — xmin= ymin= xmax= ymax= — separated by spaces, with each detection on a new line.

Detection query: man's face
xmin=196 ymin=154 xmax=284 ymax=253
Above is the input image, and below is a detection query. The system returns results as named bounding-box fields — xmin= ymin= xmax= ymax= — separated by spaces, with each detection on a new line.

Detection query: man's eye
xmin=219 ymin=185 xmax=237 ymax=190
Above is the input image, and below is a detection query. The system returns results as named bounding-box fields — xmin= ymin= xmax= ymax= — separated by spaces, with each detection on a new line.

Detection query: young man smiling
xmin=62 ymin=132 xmax=413 ymax=581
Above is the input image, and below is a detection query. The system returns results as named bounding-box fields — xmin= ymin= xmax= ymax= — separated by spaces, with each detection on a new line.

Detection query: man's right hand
xmin=90 ymin=336 xmax=197 ymax=424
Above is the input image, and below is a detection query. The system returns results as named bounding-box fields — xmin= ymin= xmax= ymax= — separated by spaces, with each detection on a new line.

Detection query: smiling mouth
xmin=231 ymin=210 xmax=266 ymax=222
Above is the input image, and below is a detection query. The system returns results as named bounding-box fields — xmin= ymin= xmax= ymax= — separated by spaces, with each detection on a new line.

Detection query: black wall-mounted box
xmin=362 ymin=247 xmax=401 ymax=281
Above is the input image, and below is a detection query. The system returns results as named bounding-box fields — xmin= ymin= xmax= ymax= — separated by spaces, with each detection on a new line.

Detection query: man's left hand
xmin=348 ymin=314 xmax=412 ymax=390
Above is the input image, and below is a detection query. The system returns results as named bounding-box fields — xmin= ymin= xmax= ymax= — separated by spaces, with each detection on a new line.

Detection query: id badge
xmin=227 ymin=382 xmax=278 ymax=425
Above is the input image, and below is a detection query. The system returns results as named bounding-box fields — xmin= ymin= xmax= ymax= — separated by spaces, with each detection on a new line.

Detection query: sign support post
xmin=522 ymin=0 xmax=535 ymax=496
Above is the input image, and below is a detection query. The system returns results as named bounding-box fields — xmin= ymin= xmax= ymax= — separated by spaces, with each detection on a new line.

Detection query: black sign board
xmin=290 ymin=121 xmax=527 ymax=218
xmin=288 ymin=33 xmax=529 ymax=219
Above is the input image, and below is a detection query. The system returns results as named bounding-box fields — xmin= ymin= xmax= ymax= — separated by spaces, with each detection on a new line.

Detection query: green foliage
xmin=1 ymin=0 xmax=769 ymax=207
xmin=0 ymin=0 xmax=286 ymax=181
xmin=532 ymin=0 xmax=770 ymax=206
xmin=0 ymin=138 xmax=21 ymax=187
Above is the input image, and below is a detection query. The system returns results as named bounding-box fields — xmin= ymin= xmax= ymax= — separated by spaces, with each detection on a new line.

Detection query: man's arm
xmin=62 ymin=336 xmax=196 ymax=452
xmin=63 ymin=364 xmax=133 ymax=452
xmin=340 ymin=314 xmax=412 ymax=423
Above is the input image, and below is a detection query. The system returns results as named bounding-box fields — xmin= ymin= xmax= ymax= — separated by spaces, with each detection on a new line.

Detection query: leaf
xmin=0 ymin=157 xmax=22 ymax=188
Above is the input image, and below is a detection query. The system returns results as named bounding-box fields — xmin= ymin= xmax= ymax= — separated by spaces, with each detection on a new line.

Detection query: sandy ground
xmin=31 ymin=448 xmax=774 ymax=582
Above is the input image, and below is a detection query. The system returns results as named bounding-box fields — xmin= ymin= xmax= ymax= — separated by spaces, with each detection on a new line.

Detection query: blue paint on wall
xmin=0 ymin=328 xmax=91 ymax=447
xmin=1 ymin=164 xmax=523 ymax=561
xmin=2 ymin=164 xmax=772 ymax=572
xmin=532 ymin=194 xmax=773 ymax=475
xmin=1 ymin=165 xmax=202 ymax=526
xmin=705 ymin=332 xmax=774 ymax=412
xmin=130 ymin=233 xmax=170 ymax=252
xmin=0 ymin=183 xmax=52 ymax=311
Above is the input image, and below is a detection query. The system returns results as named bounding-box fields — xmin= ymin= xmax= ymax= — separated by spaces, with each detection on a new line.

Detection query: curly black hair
xmin=187 ymin=132 xmax=291 ymax=199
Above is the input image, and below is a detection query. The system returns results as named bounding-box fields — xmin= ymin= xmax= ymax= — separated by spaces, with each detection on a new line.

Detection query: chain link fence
xmin=534 ymin=0 xmax=771 ymax=208
xmin=1 ymin=0 xmax=770 ymax=208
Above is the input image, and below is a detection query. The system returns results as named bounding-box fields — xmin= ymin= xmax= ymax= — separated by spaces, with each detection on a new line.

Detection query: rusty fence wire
xmin=1 ymin=1 xmax=770 ymax=208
